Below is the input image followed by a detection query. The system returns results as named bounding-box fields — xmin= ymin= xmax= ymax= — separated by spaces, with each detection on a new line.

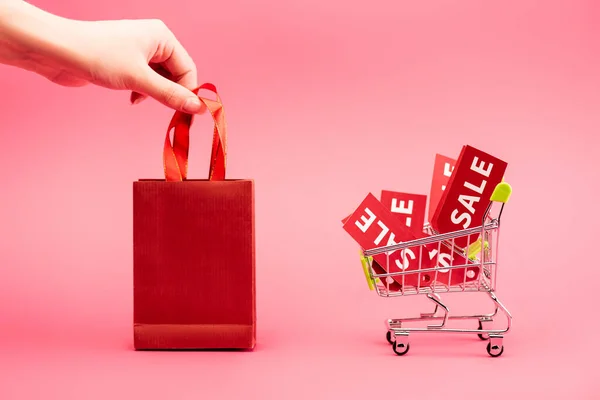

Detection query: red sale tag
xmin=343 ymin=193 xmax=434 ymax=289
xmin=431 ymin=145 xmax=507 ymax=248
xmin=381 ymin=191 xmax=427 ymax=236
xmin=368 ymin=261 xmax=404 ymax=292
xmin=424 ymin=240 xmax=480 ymax=286
xmin=428 ymin=154 xmax=456 ymax=223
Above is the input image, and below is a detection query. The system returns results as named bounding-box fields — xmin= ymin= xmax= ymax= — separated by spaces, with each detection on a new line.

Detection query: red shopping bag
xmin=133 ymin=84 xmax=256 ymax=350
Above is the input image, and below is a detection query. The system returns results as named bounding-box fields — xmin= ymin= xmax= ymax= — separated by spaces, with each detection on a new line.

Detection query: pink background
xmin=1 ymin=0 xmax=598 ymax=398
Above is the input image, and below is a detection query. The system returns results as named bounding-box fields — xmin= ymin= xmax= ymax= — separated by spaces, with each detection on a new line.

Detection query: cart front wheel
xmin=392 ymin=341 xmax=410 ymax=356
xmin=386 ymin=331 xmax=394 ymax=345
xmin=486 ymin=342 xmax=504 ymax=357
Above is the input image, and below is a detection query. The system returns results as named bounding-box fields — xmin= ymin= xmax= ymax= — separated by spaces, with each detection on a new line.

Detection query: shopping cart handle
xmin=359 ymin=251 xmax=376 ymax=291
xmin=490 ymin=182 xmax=512 ymax=203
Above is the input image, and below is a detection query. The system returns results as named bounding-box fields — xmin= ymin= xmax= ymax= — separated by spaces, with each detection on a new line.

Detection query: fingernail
xmin=183 ymin=97 xmax=202 ymax=113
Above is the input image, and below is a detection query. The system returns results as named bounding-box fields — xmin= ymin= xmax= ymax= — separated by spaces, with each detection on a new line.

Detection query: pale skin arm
xmin=0 ymin=0 xmax=203 ymax=113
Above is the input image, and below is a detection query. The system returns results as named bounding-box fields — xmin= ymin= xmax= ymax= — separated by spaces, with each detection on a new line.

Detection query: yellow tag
xmin=360 ymin=252 xmax=376 ymax=291
xmin=467 ymin=238 xmax=489 ymax=260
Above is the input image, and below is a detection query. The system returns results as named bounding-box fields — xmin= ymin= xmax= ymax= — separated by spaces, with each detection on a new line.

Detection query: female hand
xmin=0 ymin=0 xmax=203 ymax=113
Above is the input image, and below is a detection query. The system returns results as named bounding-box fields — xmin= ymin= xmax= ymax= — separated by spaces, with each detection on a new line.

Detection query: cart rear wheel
xmin=486 ymin=342 xmax=504 ymax=357
xmin=477 ymin=321 xmax=489 ymax=341
xmin=392 ymin=341 xmax=410 ymax=356
xmin=386 ymin=331 xmax=394 ymax=345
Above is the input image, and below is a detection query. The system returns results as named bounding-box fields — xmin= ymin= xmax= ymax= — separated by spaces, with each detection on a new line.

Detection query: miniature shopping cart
xmin=360 ymin=182 xmax=513 ymax=357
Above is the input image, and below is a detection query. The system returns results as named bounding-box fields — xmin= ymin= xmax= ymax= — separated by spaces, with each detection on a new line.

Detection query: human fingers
xmin=150 ymin=32 xmax=198 ymax=91
xmin=129 ymin=64 xmax=202 ymax=113
xmin=130 ymin=36 xmax=198 ymax=107
xmin=130 ymin=64 xmax=171 ymax=105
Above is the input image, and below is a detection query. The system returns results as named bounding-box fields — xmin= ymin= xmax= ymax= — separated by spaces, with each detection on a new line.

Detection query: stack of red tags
xmin=342 ymin=145 xmax=508 ymax=291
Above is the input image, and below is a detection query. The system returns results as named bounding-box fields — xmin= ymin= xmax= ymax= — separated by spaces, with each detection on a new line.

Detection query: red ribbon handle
xmin=163 ymin=83 xmax=227 ymax=181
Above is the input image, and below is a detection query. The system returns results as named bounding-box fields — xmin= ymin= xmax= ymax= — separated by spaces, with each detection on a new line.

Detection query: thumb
xmin=131 ymin=67 xmax=202 ymax=113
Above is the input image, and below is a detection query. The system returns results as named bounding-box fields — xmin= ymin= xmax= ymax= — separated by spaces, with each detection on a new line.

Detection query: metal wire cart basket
xmin=360 ymin=182 xmax=513 ymax=357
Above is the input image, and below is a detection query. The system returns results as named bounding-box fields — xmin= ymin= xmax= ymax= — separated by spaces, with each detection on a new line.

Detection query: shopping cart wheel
xmin=486 ymin=341 xmax=504 ymax=357
xmin=386 ymin=331 xmax=394 ymax=345
xmin=392 ymin=341 xmax=410 ymax=356
xmin=477 ymin=321 xmax=489 ymax=341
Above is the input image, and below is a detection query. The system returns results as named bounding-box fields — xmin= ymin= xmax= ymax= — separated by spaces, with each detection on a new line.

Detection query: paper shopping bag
xmin=133 ymin=84 xmax=256 ymax=350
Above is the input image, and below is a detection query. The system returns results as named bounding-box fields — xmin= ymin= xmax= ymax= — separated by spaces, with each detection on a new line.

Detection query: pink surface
xmin=0 ymin=0 xmax=598 ymax=398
